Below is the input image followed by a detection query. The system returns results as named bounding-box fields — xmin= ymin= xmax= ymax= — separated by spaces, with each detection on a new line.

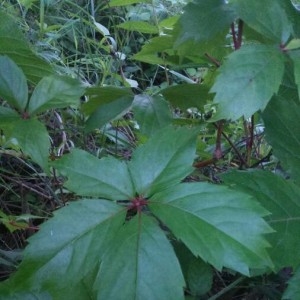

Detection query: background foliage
xmin=0 ymin=0 xmax=300 ymax=299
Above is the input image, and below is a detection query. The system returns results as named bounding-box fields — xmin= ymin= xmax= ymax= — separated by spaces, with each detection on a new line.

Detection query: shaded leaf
xmin=221 ymin=170 xmax=300 ymax=271
xmin=161 ymin=84 xmax=210 ymax=110
xmin=107 ymin=0 xmax=151 ymax=7
xmin=177 ymin=0 xmax=236 ymax=44
xmin=174 ymin=242 xmax=213 ymax=296
xmin=85 ymin=95 xmax=133 ymax=132
xmin=283 ymin=266 xmax=300 ymax=300
xmin=12 ymin=118 xmax=50 ymax=170
xmin=0 ymin=56 xmax=28 ymax=111
xmin=82 ymin=86 xmax=134 ymax=115
xmin=211 ymin=45 xmax=285 ymax=120
xmin=133 ymin=35 xmax=178 ymax=65
xmin=0 ymin=11 xmax=53 ymax=84
xmin=2 ymin=200 xmax=126 ymax=296
xmin=128 ymin=126 xmax=198 ymax=197
xmin=262 ymin=96 xmax=300 ymax=181
xmin=0 ymin=106 xmax=20 ymax=134
xmin=27 ymin=75 xmax=85 ymax=115
xmin=149 ymin=183 xmax=273 ymax=275
xmin=233 ymin=0 xmax=293 ymax=44
xmin=132 ymin=94 xmax=172 ymax=136
xmin=96 ymin=214 xmax=185 ymax=300
xmin=117 ymin=21 xmax=159 ymax=34
xmin=51 ymin=149 xmax=134 ymax=200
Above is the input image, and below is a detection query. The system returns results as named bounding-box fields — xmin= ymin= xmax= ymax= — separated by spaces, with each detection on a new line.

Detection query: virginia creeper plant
xmin=0 ymin=0 xmax=300 ymax=299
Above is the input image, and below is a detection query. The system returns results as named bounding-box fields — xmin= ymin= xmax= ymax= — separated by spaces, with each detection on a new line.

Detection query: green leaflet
xmin=96 ymin=214 xmax=185 ymax=300
xmin=52 ymin=149 xmax=135 ymax=200
xmin=221 ymin=170 xmax=300 ymax=270
xmin=176 ymin=0 xmax=236 ymax=44
xmin=117 ymin=21 xmax=159 ymax=34
xmin=2 ymin=200 xmax=126 ymax=295
xmin=27 ymin=75 xmax=85 ymax=115
xmin=262 ymin=96 xmax=300 ymax=181
xmin=12 ymin=118 xmax=50 ymax=171
xmin=0 ymin=56 xmax=28 ymax=111
xmin=211 ymin=44 xmax=285 ymax=121
xmin=149 ymin=183 xmax=273 ymax=275
xmin=128 ymin=126 xmax=198 ymax=196
xmin=161 ymin=84 xmax=211 ymax=110
xmin=132 ymin=94 xmax=173 ymax=137
xmin=82 ymin=86 xmax=134 ymax=115
xmin=233 ymin=0 xmax=293 ymax=44
xmin=0 ymin=11 xmax=53 ymax=84
xmin=84 ymin=95 xmax=133 ymax=132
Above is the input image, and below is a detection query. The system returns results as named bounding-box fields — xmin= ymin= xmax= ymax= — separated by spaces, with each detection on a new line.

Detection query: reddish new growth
xmin=128 ymin=195 xmax=148 ymax=213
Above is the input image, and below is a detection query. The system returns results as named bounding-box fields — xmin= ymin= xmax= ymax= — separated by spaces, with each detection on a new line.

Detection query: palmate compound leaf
xmin=221 ymin=170 xmax=300 ymax=271
xmin=51 ymin=149 xmax=135 ymax=200
xmin=149 ymin=183 xmax=274 ymax=275
xmin=1 ymin=200 xmax=126 ymax=298
xmin=210 ymin=44 xmax=285 ymax=121
xmin=96 ymin=214 xmax=185 ymax=300
xmin=128 ymin=126 xmax=198 ymax=197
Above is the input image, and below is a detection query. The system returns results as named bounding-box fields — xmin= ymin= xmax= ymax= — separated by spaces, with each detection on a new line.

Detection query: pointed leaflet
xmin=12 ymin=118 xmax=50 ymax=171
xmin=161 ymin=84 xmax=211 ymax=110
xmin=233 ymin=0 xmax=293 ymax=44
xmin=176 ymin=0 xmax=236 ymax=44
xmin=128 ymin=126 xmax=198 ymax=197
xmin=211 ymin=45 xmax=285 ymax=121
xmin=0 ymin=56 xmax=28 ymax=111
xmin=96 ymin=214 xmax=185 ymax=300
xmin=51 ymin=149 xmax=134 ymax=200
xmin=283 ymin=266 xmax=300 ymax=300
xmin=174 ymin=242 xmax=213 ymax=296
xmin=117 ymin=21 xmax=159 ymax=34
xmin=1 ymin=200 xmax=126 ymax=296
xmin=262 ymin=96 xmax=300 ymax=181
xmin=0 ymin=11 xmax=53 ymax=84
xmin=132 ymin=94 xmax=173 ymax=137
xmin=149 ymin=183 xmax=273 ymax=275
xmin=82 ymin=86 xmax=134 ymax=115
xmin=0 ymin=106 xmax=20 ymax=134
xmin=85 ymin=95 xmax=133 ymax=132
xmin=27 ymin=75 xmax=85 ymax=116
xmin=221 ymin=170 xmax=300 ymax=271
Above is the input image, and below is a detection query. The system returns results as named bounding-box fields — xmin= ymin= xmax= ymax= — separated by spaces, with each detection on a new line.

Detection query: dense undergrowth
xmin=0 ymin=0 xmax=300 ymax=299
